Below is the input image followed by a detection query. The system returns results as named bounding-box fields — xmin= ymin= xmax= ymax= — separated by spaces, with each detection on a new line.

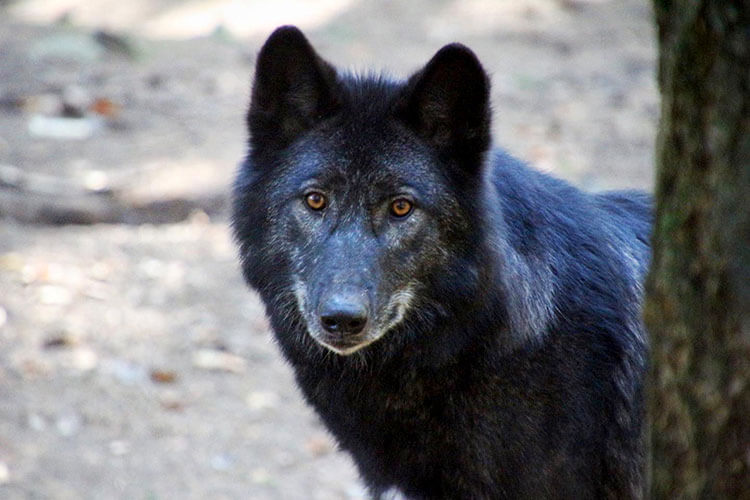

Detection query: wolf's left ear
xmin=248 ymin=26 xmax=339 ymax=152
xmin=399 ymin=44 xmax=491 ymax=171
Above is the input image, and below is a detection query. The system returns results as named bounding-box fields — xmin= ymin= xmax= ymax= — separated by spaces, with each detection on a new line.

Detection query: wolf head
xmin=233 ymin=26 xmax=496 ymax=360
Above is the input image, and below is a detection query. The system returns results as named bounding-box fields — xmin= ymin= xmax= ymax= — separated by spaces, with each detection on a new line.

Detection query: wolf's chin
xmin=311 ymin=332 xmax=384 ymax=355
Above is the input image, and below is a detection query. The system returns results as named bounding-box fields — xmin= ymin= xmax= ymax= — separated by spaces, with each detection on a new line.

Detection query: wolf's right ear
xmin=248 ymin=26 xmax=338 ymax=152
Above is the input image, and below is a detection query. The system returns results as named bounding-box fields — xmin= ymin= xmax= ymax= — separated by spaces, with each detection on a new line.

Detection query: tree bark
xmin=645 ymin=1 xmax=750 ymax=498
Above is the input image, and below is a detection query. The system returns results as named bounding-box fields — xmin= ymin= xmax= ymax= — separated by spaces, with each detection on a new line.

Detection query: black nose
xmin=319 ymin=296 xmax=368 ymax=336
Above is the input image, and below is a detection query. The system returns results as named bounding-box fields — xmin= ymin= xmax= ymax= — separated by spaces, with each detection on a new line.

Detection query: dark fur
xmin=233 ymin=26 xmax=650 ymax=499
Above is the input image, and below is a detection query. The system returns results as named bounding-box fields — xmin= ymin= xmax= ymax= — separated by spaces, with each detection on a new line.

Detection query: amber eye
xmin=305 ymin=192 xmax=327 ymax=211
xmin=390 ymin=198 xmax=413 ymax=218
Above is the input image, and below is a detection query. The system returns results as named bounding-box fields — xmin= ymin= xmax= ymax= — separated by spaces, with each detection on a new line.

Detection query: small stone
xmin=0 ymin=461 xmax=9 ymax=484
xmin=82 ymin=170 xmax=109 ymax=192
xmin=0 ymin=252 xmax=23 ymax=272
xmin=28 ymin=114 xmax=100 ymax=141
xmin=56 ymin=413 xmax=82 ymax=437
xmin=70 ymin=347 xmax=98 ymax=372
xmin=109 ymin=440 xmax=130 ymax=456
xmin=101 ymin=359 xmax=147 ymax=385
xmin=28 ymin=413 xmax=46 ymax=432
xmin=245 ymin=391 xmax=279 ymax=411
xmin=21 ymin=264 xmax=38 ymax=284
xmin=192 ymin=349 xmax=246 ymax=373
xmin=38 ymin=285 xmax=72 ymax=305
xmin=210 ymin=454 xmax=233 ymax=471
xmin=250 ymin=467 xmax=271 ymax=484
xmin=89 ymin=261 xmax=112 ymax=281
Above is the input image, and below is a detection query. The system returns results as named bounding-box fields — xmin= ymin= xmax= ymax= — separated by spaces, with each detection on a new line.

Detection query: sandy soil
xmin=0 ymin=0 xmax=658 ymax=498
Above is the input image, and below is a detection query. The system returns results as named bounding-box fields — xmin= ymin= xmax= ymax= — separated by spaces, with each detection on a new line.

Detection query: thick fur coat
xmin=232 ymin=26 xmax=651 ymax=499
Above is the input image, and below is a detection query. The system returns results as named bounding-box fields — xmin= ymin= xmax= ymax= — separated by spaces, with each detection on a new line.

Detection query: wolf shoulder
xmin=487 ymin=148 xmax=652 ymax=264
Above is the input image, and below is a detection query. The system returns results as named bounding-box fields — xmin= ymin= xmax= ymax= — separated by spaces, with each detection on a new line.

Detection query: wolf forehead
xmin=334 ymin=75 xmax=409 ymax=124
xmin=259 ymin=82 xmax=449 ymax=191
xmin=276 ymin=129 xmax=443 ymax=190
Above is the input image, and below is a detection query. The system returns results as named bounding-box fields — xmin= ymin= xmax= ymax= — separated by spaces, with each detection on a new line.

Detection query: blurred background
xmin=0 ymin=0 xmax=657 ymax=498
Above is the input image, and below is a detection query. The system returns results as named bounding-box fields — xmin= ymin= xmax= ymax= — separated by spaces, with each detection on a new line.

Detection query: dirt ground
xmin=0 ymin=0 xmax=658 ymax=498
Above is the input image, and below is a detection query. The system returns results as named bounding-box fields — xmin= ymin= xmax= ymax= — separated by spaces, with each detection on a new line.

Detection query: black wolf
xmin=232 ymin=26 xmax=651 ymax=499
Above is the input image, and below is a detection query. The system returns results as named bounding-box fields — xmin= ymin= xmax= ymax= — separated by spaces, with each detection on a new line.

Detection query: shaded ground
xmin=0 ymin=0 xmax=658 ymax=498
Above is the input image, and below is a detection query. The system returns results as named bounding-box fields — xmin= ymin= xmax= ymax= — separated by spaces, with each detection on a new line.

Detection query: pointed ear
xmin=248 ymin=26 xmax=339 ymax=152
xmin=399 ymin=44 xmax=491 ymax=170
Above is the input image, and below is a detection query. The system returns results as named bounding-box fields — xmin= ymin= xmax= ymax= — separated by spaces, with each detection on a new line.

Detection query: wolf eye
xmin=305 ymin=192 xmax=327 ymax=211
xmin=390 ymin=198 xmax=413 ymax=218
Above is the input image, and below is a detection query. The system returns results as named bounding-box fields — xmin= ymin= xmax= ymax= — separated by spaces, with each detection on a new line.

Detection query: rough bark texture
xmin=645 ymin=1 xmax=750 ymax=498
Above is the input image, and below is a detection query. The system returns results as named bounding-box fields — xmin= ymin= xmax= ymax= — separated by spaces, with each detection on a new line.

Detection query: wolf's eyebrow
xmin=299 ymin=178 xmax=323 ymax=190
xmin=364 ymin=181 xmax=418 ymax=198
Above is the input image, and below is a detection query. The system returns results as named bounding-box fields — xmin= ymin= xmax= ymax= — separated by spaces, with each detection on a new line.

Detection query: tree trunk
xmin=645 ymin=1 xmax=750 ymax=498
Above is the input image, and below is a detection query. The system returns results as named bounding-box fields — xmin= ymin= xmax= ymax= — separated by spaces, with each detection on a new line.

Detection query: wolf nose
xmin=319 ymin=299 xmax=368 ymax=336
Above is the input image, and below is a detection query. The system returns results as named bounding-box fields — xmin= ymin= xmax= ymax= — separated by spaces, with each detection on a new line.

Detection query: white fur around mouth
xmin=316 ymin=339 xmax=370 ymax=355
xmin=382 ymin=285 xmax=415 ymax=332
xmin=293 ymin=277 xmax=415 ymax=356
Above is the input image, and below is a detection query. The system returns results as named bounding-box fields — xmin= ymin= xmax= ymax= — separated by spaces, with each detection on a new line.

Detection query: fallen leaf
xmin=150 ymin=369 xmax=177 ymax=384
xmin=89 ymin=98 xmax=120 ymax=117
